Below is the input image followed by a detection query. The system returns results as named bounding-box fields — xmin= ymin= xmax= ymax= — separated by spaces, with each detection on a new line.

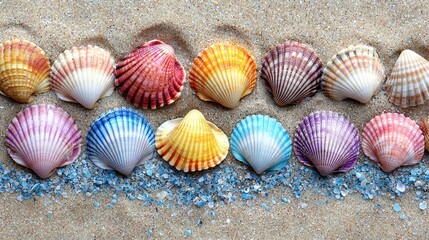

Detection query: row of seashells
xmin=5 ymin=104 xmax=429 ymax=178
xmin=3 ymin=39 xmax=429 ymax=109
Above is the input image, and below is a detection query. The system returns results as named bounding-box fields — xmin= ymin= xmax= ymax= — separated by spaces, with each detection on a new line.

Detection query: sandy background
xmin=0 ymin=0 xmax=429 ymax=239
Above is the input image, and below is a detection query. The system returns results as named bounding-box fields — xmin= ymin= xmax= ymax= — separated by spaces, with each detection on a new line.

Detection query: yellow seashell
xmin=155 ymin=109 xmax=229 ymax=172
xmin=0 ymin=39 xmax=50 ymax=103
xmin=189 ymin=42 xmax=257 ymax=109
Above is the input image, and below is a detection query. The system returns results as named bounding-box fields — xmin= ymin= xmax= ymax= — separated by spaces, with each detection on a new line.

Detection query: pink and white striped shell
xmin=322 ymin=45 xmax=385 ymax=103
xmin=385 ymin=50 xmax=429 ymax=108
xmin=5 ymin=104 xmax=82 ymax=178
xmin=261 ymin=42 xmax=323 ymax=106
xmin=362 ymin=113 xmax=424 ymax=172
xmin=293 ymin=111 xmax=360 ymax=176
xmin=115 ymin=40 xmax=185 ymax=109
xmin=50 ymin=45 xmax=115 ymax=109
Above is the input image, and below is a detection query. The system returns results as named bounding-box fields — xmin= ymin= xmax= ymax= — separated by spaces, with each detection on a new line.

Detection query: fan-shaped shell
xmin=86 ymin=108 xmax=155 ymax=176
xmin=294 ymin=111 xmax=360 ymax=176
xmin=155 ymin=109 xmax=229 ymax=172
xmin=189 ymin=42 xmax=257 ymax=109
xmin=322 ymin=45 xmax=385 ymax=103
xmin=50 ymin=45 xmax=115 ymax=109
xmin=362 ymin=113 xmax=424 ymax=172
xmin=261 ymin=42 xmax=323 ymax=106
xmin=419 ymin=116 xmax=429 ymax=151
xmin=114 ymin=40 xmax=185 ymax=109
xmin=230 ymin=115 xmax=292 ymax=174
xmin=385 ymin=49 xmax=429 ymax=108
xmin=0 ymin=39 xmax=50 ymax=103
xmin=5 ymin=104 xmax=82 ymax=178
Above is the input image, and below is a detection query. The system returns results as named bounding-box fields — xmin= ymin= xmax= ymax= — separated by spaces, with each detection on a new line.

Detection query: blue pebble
xmin=185 ymin=230 xmax=191 ymax=236
xmin=393 ymin=203 xmax=401 ymax=212
xmin=419 ymin=201 xmax=427 ymax=210
xmin=94 ymin=202 xmax=100 ymax=207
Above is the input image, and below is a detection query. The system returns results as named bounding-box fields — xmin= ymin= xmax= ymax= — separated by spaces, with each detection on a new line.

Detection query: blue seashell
xmin=230 ymin=115 xmax=292 ymax=174
xmin=86 ymin=108 xmax=155 ymax=176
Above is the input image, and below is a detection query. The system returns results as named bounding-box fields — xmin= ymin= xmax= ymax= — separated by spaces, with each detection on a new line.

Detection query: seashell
xmin=156 ymin=109 xmax=229 ymax=172
xmin=0 ymin=39 xmax=50 ymax=103
xmin=294 ymin=111 xmax=360 ymax=176
xmin=261 ymin=42 xmax=323 ymax=106
xmin=419 ymin=116 xmax=429 ymax=151
xmin=189 ymin=42 xmax=257 ymax=109
xmin=322 ymin=45 xmax=385 ymax=103
xmin=86 ymin=108 xmax=155 ymax=176
xmin=114 ymin=40 xmax=185 ymax=109
xmin=385 ymin=49 xmax=429 ymax=108
xmin=230 ymin=115 xmax=292 ymax=174
xmin=50 ymin=45 xmax=115 ymax=109
xmin=5 ymin=104 xmax=82 ymax=178
xmin=362 ymin=113 xmax=424 ymax=172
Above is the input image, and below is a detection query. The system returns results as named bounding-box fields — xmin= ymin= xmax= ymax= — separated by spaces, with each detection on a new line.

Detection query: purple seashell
xmin=293 ymin=111 xmax=360 ymax=176
xmin=5 ymin=104 xmax=82 ymax=178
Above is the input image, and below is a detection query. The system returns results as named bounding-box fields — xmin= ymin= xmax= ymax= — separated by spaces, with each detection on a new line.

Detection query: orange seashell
xmin=0 ymin=39 xmax=50 ymax=103
xmin=115 ymin=40 xmax=185 ymax=109
xmin=189 ymin=42 xmax=257 ymax=109
xmin=418 ymin=116 xmax=429 ymax=151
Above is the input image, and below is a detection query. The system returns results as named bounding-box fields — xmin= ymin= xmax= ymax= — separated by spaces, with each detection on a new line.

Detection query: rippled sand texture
xmin=0 ymin=0 xmax=429 ymax=238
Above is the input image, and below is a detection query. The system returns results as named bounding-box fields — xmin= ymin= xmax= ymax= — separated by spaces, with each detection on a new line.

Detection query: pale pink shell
xmin=115 ymin=40 xmax=185 ymax=109
xmin=361 ymin=113 xmax=424 ymax=172
xmin=5 ymin=104 xmax=82 ymax=178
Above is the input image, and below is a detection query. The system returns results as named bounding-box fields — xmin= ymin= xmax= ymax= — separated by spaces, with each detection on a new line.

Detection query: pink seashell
xmin=362 ymin=113 xmax=424 ymax=172
xmin=261 ymin=42 xmax=322 ymax=106
xmin=114 ymin=40 xmax=185 ymax=109
xmin=5 ymin=104 xmax=82 ymax=178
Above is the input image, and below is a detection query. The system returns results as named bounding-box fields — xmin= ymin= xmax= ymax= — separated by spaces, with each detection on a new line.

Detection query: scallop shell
xmin=5 ymin=104 xmax=82 ymax=178
xmin=385 ymin=50 xmax=429 ymax=108
xmin=419 ymin=116 xmax=429 ymax=151
xmin=362 ymin=113 xmax=424 ymax=172
xmin=293 ymin=111 xmax=360 ymax=176
xmin=261 ymin=42 xmax=323 ymax=106
xmin=189 ymin=42 xmax=257 ymax=109
xmin=0 ymin=39 xmax=50 ymax=103
xmin=322 ymin=45 xmax=385 ymax=103
xmin=155 ymin=109 xmax=229 ymax=172
xmin=50 ymin=45 xmax=115 ymax=109
xmin=86 ymin=108 xmax=155 ymax=176
xmin=230 ymin=115 xmax=292 ymax=174
xmin=114 ymin=40 xmax=185 ymax=109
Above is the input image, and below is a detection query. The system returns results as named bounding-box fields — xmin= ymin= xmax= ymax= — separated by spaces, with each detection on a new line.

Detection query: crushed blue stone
xmin=146 ymin=230 xmax=152 ymax=236
xmin=400 ymin=213 xmax=406 ymax=219
xmin=94 ymin=201 xmax=100 ymax=207
xmin=419 ymin=201 xmax=427 ymax=210
xmin=281 ymin=197 xmax=288 ymax=203
xmin=47 ymin=214 xmax=53 ymax=219
xmin=300 ymin=203 xmax=308 ymax=209
xmin=393 ymin=203 xmax=401 ymax=212
xmin=261 ymin=203 xmax=271 ymax=211
xmin=185 ymin=230 xmax=191 ymax=236
xmin=396 ymin=181 xmax=406 ymax=193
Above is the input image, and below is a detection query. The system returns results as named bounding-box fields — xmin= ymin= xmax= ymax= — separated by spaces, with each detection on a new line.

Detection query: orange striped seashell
xmin=362 ymin=113 xmax=424 ymax=172
xmin=0 ymin=39 xmax=50 ymax=103
xmin=155 ymin=109 xmax=229 ymax=172
xmin=115 ymin=40 xmax=185 ymax=109
xmin=385 ymin=49 xmax=429 ymax=108
xmin=418 ymin=116 xmax=429 ymax=151
xmin=189 ymin=42 xmax=257 ymax=109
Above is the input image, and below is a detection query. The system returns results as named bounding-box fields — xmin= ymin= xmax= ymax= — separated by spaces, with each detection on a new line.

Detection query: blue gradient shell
xmin=230 ymin=115 xmax=292 ymax=174
xmin=86 ymin=108 xmax=155 ymax=176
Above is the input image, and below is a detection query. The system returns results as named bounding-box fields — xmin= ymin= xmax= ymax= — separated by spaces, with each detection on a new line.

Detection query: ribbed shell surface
xmin=261 ymin=42 xmax=322 ymax=106
xmin=230 ymin=115 xmax=292 ymax=174
xmin=419 ymin=116 xmax=429 ymax=151
xmin=86 ymin=108 xmax=155 ymax=176
xmin=189 ymin=42 xmax=257 ymax=109
xmin=293 ymin=111 xmax=360 ymax=176
xmin=0 ymin=39 xmax=50 ymax=103
xmin=5 ymin=104 xmax=82 ymax=178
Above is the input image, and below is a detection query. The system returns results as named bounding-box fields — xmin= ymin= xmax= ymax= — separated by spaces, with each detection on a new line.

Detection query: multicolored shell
xmin=115 ymin=40 xmax=185 ymax=109
xmin=86 ymin=108 xmax=155 ymax=176
xmin=419 ymin=116 xmax=429 ymax=151
xmin=322 ymin=45 xmax=385 ymax=103
xmin=5 ymin=104 xmax=82 ymax=178
xmin=385 ymin=50 xmax=429 ymax=108
xmin=189 ymin=42 xmax=257 ymax=109
xmin=155 ymin=109 xmax=229 ymax=172
xmin=362 ymin=113 xmax=424 ymax=172
xmin=294 ymin=111 xmax=360 ymax=176
xmin=50 ymin=45 xmax=115 ymax=109
xmin=261 ymin=42 xmax=323 ymax=106
xmin=0 ymin=39 xmax=50 ymax=103
xmin=230 ymin=115 xmax=292 ymax=174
